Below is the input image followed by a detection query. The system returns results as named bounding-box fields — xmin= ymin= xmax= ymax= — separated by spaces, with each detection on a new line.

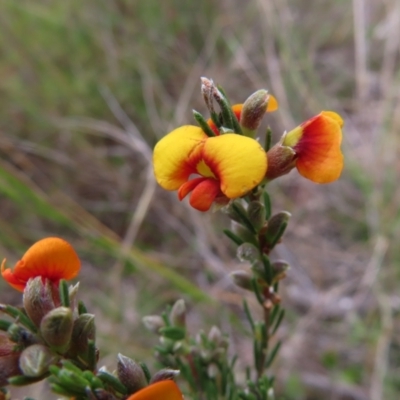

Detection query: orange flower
xmin=127 ymin=380 xmax=183 ymax=400
xmin=208 ymin=96 xmax=278 ymax=135
xmin=153 ymin=126 xmax=267 ymax=211
xmin=267 ymin=111 xmax=344 ymax=183
xmin=1 ymin=237 xmax=80 ymax=292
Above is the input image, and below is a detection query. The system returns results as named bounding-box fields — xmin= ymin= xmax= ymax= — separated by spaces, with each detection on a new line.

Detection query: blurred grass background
xmin=1 ymin=0 xmax=400 ymax=399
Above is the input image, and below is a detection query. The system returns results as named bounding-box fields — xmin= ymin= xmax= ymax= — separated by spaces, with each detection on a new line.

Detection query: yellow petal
xmin=153 ymin=126 xmax=207 ymax=190
xmin=203 ymin=134 xmax=267 ymax=198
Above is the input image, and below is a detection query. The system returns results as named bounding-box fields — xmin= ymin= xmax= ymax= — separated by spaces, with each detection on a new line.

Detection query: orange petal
xmin=207 ymin=118 xmax=221 ymax=135
xmin=202 ymin=134 xmax=267 ymax=198
xmin=231 ymin=104 xmax=243 ymax=121
xmin=188 ymin=178 xmax=221 ymax=211
xmin=292 ymin=112 xmax=343 ymax=183
xmin=127 ymin=381 xmax=183 ymax=400
xmin=153 ymin=126 xmax=207 ymax=190
xmin=178 ymin=177 xmax=207 ymax=200
xmin=266 ymin=94 xmax=279 ymax=112
xmin=1 ymin=237 xmax=80 ymax=292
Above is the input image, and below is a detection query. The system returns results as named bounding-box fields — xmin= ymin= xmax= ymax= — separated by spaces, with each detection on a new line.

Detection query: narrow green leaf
xmin=87 ymin=340 xmax=97 ymax=371
xmin=0 ymin=304 xmax=37 ymax=333
xmin=269 ymin=304 xmax=280 ymax=326
xmin=243 ymin=299 xmax=255 ymax=332
xmin=265 ymin=341 xmax=282 ymax=368
xmin=272 ymin=309 xmax=285 ymax=335
xmin=223 ymin=229 xmax=244 ymax=246
xmin=263 ymin=192 xmax=272 ymax=220
xmin=251 ymin=277 xmax=264 ymax=305
xmin=262 ymin=255 xmax=273 ymax=285
xmin=97 ymin=370 xmax=128 ymax=395
xmin=139 ymin=361 xmax=151 ymax=383
xmin=59 ymin=280 xmax=70 ymax=308
xmin=78 ymin=301 xmax=88 ymax=315
xmin=0 ymin=319 xmax=12 ymax=331
xmin=7 ymin=375 xmax=43 ymax=386
xmin=232 ymin=203 xmax=257 ymax=234
xmin=193 ymin=109 xmax=216 ymax=137
xmin=265 ymin=126 xmax=272 ymax=151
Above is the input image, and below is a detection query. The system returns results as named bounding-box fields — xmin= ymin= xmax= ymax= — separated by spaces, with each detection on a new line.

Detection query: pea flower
xmin=266 ymin=111 xmax=344 ymax=183
xmin=1 ymin=237 xmax=80 ymax=292
xmin=127 ymin=380 xmax=183 ymax=400
xmin=153 ymin=126 xmax=267 ymax=211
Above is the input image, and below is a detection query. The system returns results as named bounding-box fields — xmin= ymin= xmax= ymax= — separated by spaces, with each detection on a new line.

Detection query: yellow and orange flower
xmin=127 ymin=380 xmax=183 ymax=400
xmin=153 ymin=126 xmax=267 ymax=211
xmin=208 ymin=96 xmax=278 ymax=135
xmin=1 ymin=237 xmax=80 ymax=292
xmin=267 ymin=111 xmax=344 ymax=183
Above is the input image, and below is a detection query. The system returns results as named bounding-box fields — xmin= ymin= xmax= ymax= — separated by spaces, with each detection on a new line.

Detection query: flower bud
xmin=264 ymin=211 xmax=291 ymax=249
xmin=150 ymin=368 xmax=180 ymax=384
xmin=40 ymin=307 xmax=73 ymax=353
xmin=240 ymin=90 xmax=270 ymax=136
xmin=247 ymin=201 xmax=266 ymax=232
xmin=7 ymin=323 xmax=36 ymax=347
xmin=272 ymin=260 xmax=290 ymax=282
xmin=19 ymin=344 xmax=58 ymax=377
xmin=142 ymin=316 xmax=165 ymax=334
xmin=117 ymin=354 xmax=147 ymax=394
xmin=265 ymin=144 xmax=296 ymax=181
xmin=67 ymin=313 xmax=95 ymax=359
xmin=230 ymin=270 xmax=253 ymax=291
xmin=170 ymin=299 xmax=186 ymax=328
xmin=224 ymin=202 xmax=247 ymax=224
xmin=231 ymin=222 xmax=256 ymax=244
xmin=23 ymin=277 xmax=59 ymax=327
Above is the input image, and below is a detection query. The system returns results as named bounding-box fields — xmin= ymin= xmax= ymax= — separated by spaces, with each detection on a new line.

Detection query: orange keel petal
xmin=188 ymin=178 xmax=220 ymax=211
xmin=178 ymin=177 xmax=207 ymax=200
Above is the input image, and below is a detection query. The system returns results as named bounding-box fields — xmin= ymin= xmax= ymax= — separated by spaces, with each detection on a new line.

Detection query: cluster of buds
xmin=48 ymin=356 xmax=182 ymax=400
xmin=0 ymin=278 xmax=96 ymax=388
xmin=143 ymin=299 xmax=234 ymax=399
xmin=1 ymin=238 xmax=184 ymax=399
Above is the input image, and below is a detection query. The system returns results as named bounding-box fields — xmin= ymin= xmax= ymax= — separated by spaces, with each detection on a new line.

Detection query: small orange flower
xmin=283 ymin=111 xmax=344 ymax=183
xmin=127 ymin=380 xmax=183 ymax=400
xmin=267 ymin=111 xmax=344 ymax=183
xmin=208 ymin=96 xmax=278 ymax=135
xmin=1 ymin=237 xmax=80 ymax=292
xmin=153 ymin=126 xmax=267 ymax=211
